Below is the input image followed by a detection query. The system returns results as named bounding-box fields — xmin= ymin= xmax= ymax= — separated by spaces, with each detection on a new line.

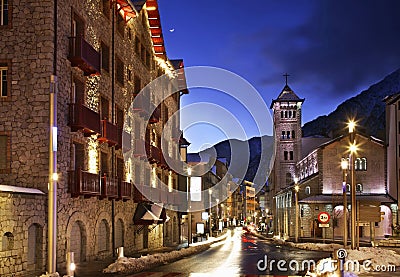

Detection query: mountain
xmin=302 ymin=68 xmax=400 ymax=139
xmin=197 ymin=136 xmax=274 ymax=185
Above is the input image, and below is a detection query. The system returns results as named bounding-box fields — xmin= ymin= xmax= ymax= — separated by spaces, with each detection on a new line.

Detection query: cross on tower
xmin=283 ymin=73 xmax=290 ymax=85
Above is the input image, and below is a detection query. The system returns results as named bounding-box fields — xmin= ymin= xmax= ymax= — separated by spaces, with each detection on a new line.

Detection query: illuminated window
xmin=1 ymin=66 xmax=8 ymax=97
xmin=356 ymin=183 xmax=363 ymax=192
xmin=0 ymin=0 xmax=9 ymax=26
xmin=281 ymin=131 xmax=285 ymax=139
xmin=355 ymin=157 xmax=367 ymax=171
xmin=2 ymin=232 xmax=13 ymax=251
xmin=305 ymin=186 xmax=311 ymax=195
xmin=286 ymin=131 xmax=290 ymax=139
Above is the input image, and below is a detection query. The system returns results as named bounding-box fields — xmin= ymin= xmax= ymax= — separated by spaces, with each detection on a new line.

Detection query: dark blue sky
xmin=158 ymin=0 xmax=400 ymax=152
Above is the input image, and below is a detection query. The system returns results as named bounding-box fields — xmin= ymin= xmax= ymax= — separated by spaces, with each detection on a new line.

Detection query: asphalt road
xmin=135 ymin=228 xmax=331 ymax=276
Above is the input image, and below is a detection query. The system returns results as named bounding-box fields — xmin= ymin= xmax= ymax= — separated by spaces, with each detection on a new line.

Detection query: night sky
xmin=157 ymin=0 xmax=400 ymax=152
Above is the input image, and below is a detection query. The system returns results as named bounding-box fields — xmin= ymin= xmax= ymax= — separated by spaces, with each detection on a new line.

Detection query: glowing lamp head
xmin=348 ymin=120 xmax=356 ymax=133
xmin=294 ymin=177 xmax=298 ymax=184
xmin=294 ymin=185 xmax=299 ymax=192
xmin=69 ymin=262 xmax=76 ymax=272
xmin=349 ymin=142 xmax=358 ymax=153
xmin=187 ymin=167 xmax=192 ymax=176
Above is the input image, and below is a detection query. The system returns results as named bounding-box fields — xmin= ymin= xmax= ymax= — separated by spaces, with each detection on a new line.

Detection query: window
xmin=73 ymin=142 xmax=84 ymax=170
xmin=289 ymin=151 xmax=294 ymax=160
xmin=1 ymin=0 xmax=9 ymax=26
xmin=285 ymin=111 xmax=288 ymax=118
xmin=281 ymin=111 xmax=284 ymax=118
xmin=293 ymin=110 xmax=296 ymax=118
xmin=1 ymin=65 xmax=8 ymax=97
xmin=72 ymin=78 xmax=84 ymax=103
xmin=127 ymin=68 xmax=132 ymax=82
xmin=292 ymin=130 xmax=295 ymax=139
xmin=281 ymin=131 xmax=285 ymax=139
xmin=284 ymin=151 xmax=288 ymax=160
xmin=346 ymin=184 xmax=350 ymax=193
xmin=2 ymin=232 xmax=13 ymax=251
xmin=116 ymin=57 xmax=124 ymax=86
xmin=100 ymin=97 xmax=109 ymax=120
xmin=102 ymin=0 xmax=110 ymax=19
xmin=101 ymin=152 xmax=109 ymax=176
xmin=134 ymin=75 xmax=141 ymax=95
xmin=356 ymin=183 xmax=363 ymax=192
xmin=305 ymin=186 xmax=311 ymax=195
xmin=355 ymin=157 xmax=367 ymax=171
xmin=286 ymin=131 xmax=290 ymax=139
xmin=0 ymin=134 xmax=10 ymax=173
xmin=117 ymin=12 xmax=125 ymax=37
xmin=101 ymin=42 xmax=110 ymax=72
xmin=134 ymin=36 xmax=140 ymax=55
xmin=289 ymin=110 xmax=292 ymax=118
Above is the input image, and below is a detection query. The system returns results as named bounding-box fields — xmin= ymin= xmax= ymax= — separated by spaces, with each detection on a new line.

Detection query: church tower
xmin=270 ymin=81 xmax=304 ymax=192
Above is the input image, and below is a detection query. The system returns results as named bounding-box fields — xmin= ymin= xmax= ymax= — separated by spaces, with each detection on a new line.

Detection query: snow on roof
xmin=0 ymin=184 xmax=44 ymax=195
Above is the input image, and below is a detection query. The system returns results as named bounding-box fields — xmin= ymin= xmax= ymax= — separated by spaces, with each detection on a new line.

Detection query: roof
xmin=299 ymin=194 xmax=395 ymax=204
xmin=270 ymin=85 xmax=305 ymax=108
xmin=0 ymin=185 xmax=44 ymax=195
xmin=383 ymin=93 xmax=400 ymax=105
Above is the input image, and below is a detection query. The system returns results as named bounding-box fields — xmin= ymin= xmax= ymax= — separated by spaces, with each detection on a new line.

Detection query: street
xmin=130 ymin=228 xmax=331 ymax=276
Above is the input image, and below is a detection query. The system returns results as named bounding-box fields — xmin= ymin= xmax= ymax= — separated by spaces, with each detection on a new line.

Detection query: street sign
xmin=317 ymin=211 xmax=330 ymax=224
xmin=319 ymin=223 xmax=330 ymax=228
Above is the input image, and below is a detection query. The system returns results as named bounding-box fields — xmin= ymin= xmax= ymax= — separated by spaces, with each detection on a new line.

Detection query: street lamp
xmin=208 ymin=189 xmax=212 ymax=236
xmin=294 ymin=177 xmax=299 ymax=242
xmin=341 ymin=158 xmax=348 ymax=247
xmin=348 ymin=120 xmax=357 ymax=250
xmin=187 ymin=166 xmax=192 ymax=247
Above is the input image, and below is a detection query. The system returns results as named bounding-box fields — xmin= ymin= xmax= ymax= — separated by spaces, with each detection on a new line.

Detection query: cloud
xmin=259 ymin=0 xmax=400 ymax=97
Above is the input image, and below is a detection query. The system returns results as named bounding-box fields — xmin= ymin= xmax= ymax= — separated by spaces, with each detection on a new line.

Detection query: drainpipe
xmin=111 ymin=1 xmax=116 ymax=258
xmin=48 ymin=0 xmax=58 ymax=273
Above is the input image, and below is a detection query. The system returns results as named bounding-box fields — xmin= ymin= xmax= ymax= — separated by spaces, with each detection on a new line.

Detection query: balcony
xmin=149 ymin=105 xmax=161 ymax=124
xmin=133 ymin=184 xmax=161 ymax=203
xmin=98 ymin=120 xmax=120 ymax=146
xmin=100 ymin=175 xmax=119 ymax=199
xmin=146 ymin=144 xmax=161 ymax=164
xmin=118 ymin=180 xmax=132 ymax=200
xmin=134 ymin=139 xmax=146 ymax=158
xmin=68 ymin=36 xmax=101 ymax=76
xmin=68 ymin=102 xmax=101 ymax=136
xmin=132 ymin=94 xmax=149 ymax=117
xmin=69 ymin=169 xmax=101 ymax=197
xmin=117 ymin=130 xmax=131 ymax=152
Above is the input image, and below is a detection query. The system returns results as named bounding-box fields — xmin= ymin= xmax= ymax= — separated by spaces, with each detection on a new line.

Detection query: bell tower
xmin=270 ymin=79 xmax=304 ymax=192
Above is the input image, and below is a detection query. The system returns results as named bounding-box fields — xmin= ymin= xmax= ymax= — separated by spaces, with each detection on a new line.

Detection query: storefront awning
xmin=133 ymin=202 xmax=167 ymax=225
xmin=299 ymin=194 xmax=395 ymax=204
xmin=0 ymin=184 xmax=44 ymax=195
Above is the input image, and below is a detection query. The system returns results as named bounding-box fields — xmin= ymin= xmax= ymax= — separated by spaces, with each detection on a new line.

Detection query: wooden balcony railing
xmin=132 ymin=94 xmax=149 ymax=117
xmin=68 ymin=36 xmax=101 ymax=76
xmin=68 ymin=102 xmax=101 ymax=136
xmin=146 ymin=144 xmax=161 ymax=164
xmin=100 ymin=175 xmax=119 ymax=199
xmin=98 ymin=120 xmax=119 ymax=147
xmin=149 ymin=105 xmax=161 ymax=124
xmin=134 ymin=139 xmax=146 ymax=158
xmin=69 ymin=169 xmax=101 ymax=197
xmin=133 ymin=184 xmax=163 ymax=203
xmin=118 ymin=179 xmax=132 ymax=200
xmin=118 ymin=130 xmax=131 ymax=152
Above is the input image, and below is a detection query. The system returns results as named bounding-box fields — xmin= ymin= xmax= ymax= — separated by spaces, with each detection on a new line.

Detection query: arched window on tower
xmin=289 ymin=151 xmax=294 ymax=160
xmin=285 ymin=111 xmax=288 ymax=118
xmin=282 ymin=131 xmax=285 ymax=139
xmin=281 ymin=111 xmax=284 ymax=118
xmin=286 ymin=173 xmax=292 ymax=186
xmin=286 ymin=131 xmax=290 ymax=139
xmin=284 ymin=151 xmax=288 ymax=160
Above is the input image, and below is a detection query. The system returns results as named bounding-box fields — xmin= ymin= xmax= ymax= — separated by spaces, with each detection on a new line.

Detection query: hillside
xmin=302 ymin=68 xmax=400 ymax=139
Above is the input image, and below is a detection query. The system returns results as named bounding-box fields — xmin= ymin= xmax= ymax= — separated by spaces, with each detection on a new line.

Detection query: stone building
xmin=268 ymin=83 xmax=304 ymax=237
xmin=0 ymin=0 xmax=185 ymax=275
xmin=385 ymin=93 xmax=400 ymax=227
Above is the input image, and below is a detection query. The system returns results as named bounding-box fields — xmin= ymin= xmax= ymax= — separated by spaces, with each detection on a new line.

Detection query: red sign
xmin=317 ymin=212 xmax=330 ymax=224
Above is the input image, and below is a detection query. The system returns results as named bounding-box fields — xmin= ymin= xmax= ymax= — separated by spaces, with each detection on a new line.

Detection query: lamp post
xmin=187 ymin=167 xmax=192 ymax=247
xmin=348 ymin=120 xmax=357 ymax=250
xmin=294 ymin=177 xmax=299 ymax=242
xmin=209 ymin=189 xmax=212 ymax=236
xmin=341 ymin=158 xmax=348 ymax=247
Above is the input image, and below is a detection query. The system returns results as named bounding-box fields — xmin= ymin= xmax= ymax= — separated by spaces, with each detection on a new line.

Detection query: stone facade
xmin=0 ymin=0 xmax=182 ymax=275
